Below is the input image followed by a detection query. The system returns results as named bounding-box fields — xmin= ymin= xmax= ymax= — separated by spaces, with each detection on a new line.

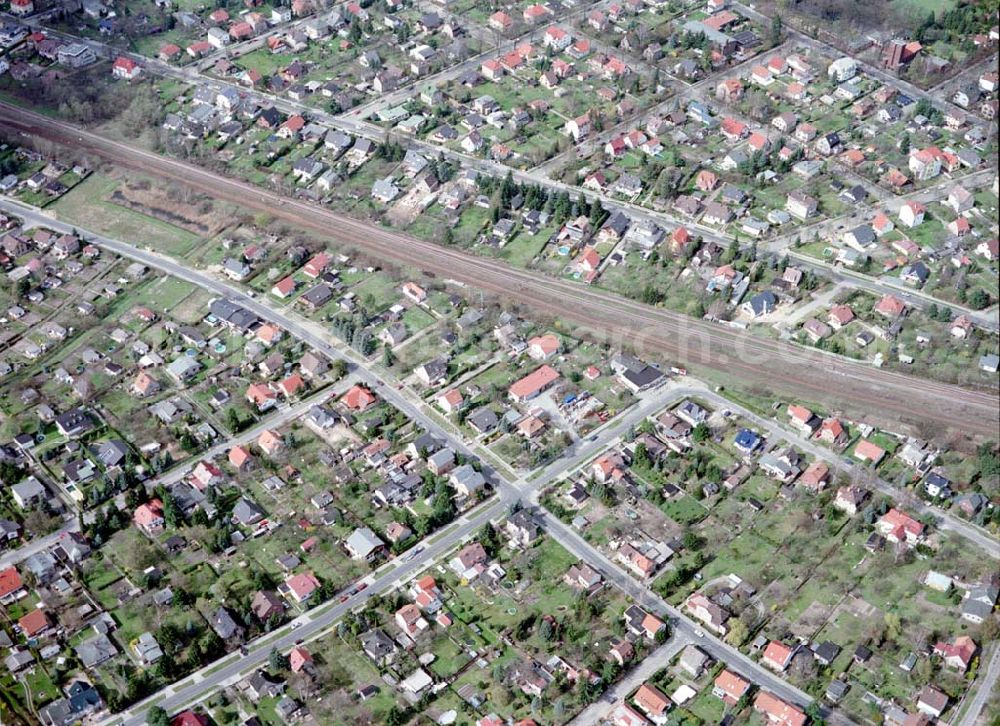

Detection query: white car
xmin=694 ymin=629 xmax=705 ymax=638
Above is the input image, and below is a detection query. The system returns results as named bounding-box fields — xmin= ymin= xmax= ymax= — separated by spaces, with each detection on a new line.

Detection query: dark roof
xmin=622 ymin=365 xmax=665 ymax=389
xmin=467 ymin=407 xmax=498 ymax=431
xmin=813 ymin=640 xmax=841 ymax=662
xmin=209 ymin=299 xmax=258 ymax=331
xmin=55 ymin=408 xmax=95 ymax=436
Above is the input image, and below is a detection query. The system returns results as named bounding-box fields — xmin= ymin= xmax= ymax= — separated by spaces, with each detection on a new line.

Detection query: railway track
xmin=2 ymin=102 xmax=996 ymax=435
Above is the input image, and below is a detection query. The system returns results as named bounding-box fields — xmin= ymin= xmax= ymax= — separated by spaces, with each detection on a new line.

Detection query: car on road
xmin=291 ymin=620 xmax=303 ymax=630
xmin=694 ymin=629 xmax=705 ymax=638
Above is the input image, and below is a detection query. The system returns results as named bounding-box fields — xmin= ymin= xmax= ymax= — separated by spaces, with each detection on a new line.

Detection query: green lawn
xmin=499 ymin=232 xmax=551 ymax=267
xmin=132 ymin=276 xmax=198 ymax=312
xmin=660 ymin=494 xmax=709 ymax=525
xmin=52 ymin=174 xmax=205 ymax=257
xmin=892 ymin=0 xmax=956 ymax=16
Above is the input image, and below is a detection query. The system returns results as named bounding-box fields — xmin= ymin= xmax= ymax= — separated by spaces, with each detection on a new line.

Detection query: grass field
xmin=52 ymin=174 xmax=205 ymax=257
xmin=132 ymin=276 xmax=198 ymax=312
xmin=892 ymin=0 xmax=956 ymax=17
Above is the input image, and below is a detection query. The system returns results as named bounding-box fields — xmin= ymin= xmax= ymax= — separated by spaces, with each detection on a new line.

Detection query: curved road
xmin=0 ymin=105 xmax=996 ymax=438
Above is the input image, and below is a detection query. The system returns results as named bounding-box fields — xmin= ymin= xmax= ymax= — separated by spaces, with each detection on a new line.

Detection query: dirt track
xmin=2 ymin=102 xmax=997 ymax=437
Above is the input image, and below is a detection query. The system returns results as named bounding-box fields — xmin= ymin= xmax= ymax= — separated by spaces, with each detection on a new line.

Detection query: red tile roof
xmin=508 ymin=365 xmax=560 ymax=401
xmin=714 ymin=669 xmax=750 ymax=702
xmin=342 ymin=384 xmax=377 ymax=411
xmin=0 ymin=566 xmax=24 ymax=599
xmin=634 ymin=682 xmax=670 ymax=716
xmin=18 ymin=608 xmax=50 ymax=637
xmin=754 ymin=691 xmax=807 ymax=726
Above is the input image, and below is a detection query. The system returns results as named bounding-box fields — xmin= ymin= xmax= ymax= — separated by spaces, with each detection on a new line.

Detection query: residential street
xmin=567 ymin=637 xmax=692 ymax=725
xmin=0 ymin=0 xmax=995 ymax=723
xmin=3 ymin=115 xmax=994 ymax=440
xmin=958 ymin=642 xmax=1000 ymax=726
xmin=4 ymin=194 xmax=998 ymax=725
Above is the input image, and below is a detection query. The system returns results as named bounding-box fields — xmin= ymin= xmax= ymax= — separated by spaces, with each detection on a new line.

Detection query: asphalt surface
xmin=535 ymin=509 xmax=854 ymax=726
xmin=102 ymin=382 xmax=698 ymax=726
xmin=8 ymin=196 xmax=997 ymax=726
xmin=691 ymin=388 xmax=1000 ymax=559
xmin=7 ymin=1 xmax=996 ymax=329
xmin=1 ymin=106 xmax=996 ymax=439
xmin=0 ymin=4 xmax=996 ymax=712
xmin=7 ymin=197 xmax=996 ymax=559
xmin=17 ymin=0 xmax=998 ymax=311
xmin=0 ymin=523 xmax=78 ymax=570
xmin=958 ymin=642 xmax=1000 ymax=726
xmin=567 ymin=637 xmax=692 ymax=725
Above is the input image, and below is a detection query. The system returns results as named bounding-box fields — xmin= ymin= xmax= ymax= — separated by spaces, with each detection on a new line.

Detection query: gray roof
xmin=371 ymin=177 xmax=399 ymax=201
xmin=5 ymin=650 xmax=35 ymax=672
xmin=92 ymin=439 xmax=129 ymax=468
xmin=360 ymin=628 xmax=396 ymax=661
xmin=232 ymin=497 xmax=265 ymax=525
xmin=428 ymin=448 xmax=455 ymax=469
xmin=54 ymin=407 xmax=95 ymax=437
xmin=450 ymin=464 xmax=486 ymax=493
xmin=75 ymin=633 xmax=117 ymax=669
xmin=747 ymin=291 xmax=777 ymax=315
xmin=211 ymin=607 xmax=243 ymax=640
xmin=467 ymin=407 xmax=498 ymax=432
xmin=346 ymin=526 xmax=385 ymax=558
xmin=848 ymin=224 xmax=876 ymax=246
xmin=166 ymin=356 xmax=201 ymax=380
xmin=962 ymin=583 xmax=999 ymax=620
xmin=11 ymin=477 xmax=46 ymax=504
xmin=209 ymin=299 xmax=258 ymax=331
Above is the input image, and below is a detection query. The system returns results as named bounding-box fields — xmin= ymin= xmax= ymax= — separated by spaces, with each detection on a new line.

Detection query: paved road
xmin=103 ymin=381 xmax=698 ymax=726
xmin=0 ymin=358 xmax=346 ymax=578
xmin=730 ymin=2 xmax=976 ymax=119
xmin=686 ymin=386 xmax=1000 ymax=560
xmin=3 ymin=198 xmax=777 ymax=726
xmin=0 ymin=9 xmax=738 ymax=251
xmin=106 ymin=494 xmax=511 ymax=726
xmin=2 ymin=108 xmax=996 ymax=439
xmin=147 ymin=381 xmax=356 ymax=489
xmin=534 ymin=509 xmax=852 ymax=725
xmin=568 ymin=636 xmax=693 ymax=725
xmin=0 ymin=12 xmax=992 ymax=726
xmin=0 ymin=522 xmax=78 ymax=571
xmin=789 ymin=252 xmax=1000 ymax=334
xmin=2 ymin=202 xmax=829 ymax=720
xmin=10 ymin=195 xmax=991 ymax=726
xmin=349 ymin=3 xmax=601 ymax=121
xmin=530 ymin=41 xmax=789 ymax=179
xmin=958 ymin=642 xmax=1000 ymax=726
xmin=8 ymin=6 xmax=997 ymax=320
xmin=0 ymin=197 xmax=504 ymax=489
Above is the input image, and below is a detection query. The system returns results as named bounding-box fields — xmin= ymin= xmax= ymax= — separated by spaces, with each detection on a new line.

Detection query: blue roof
xmin=734 ymin=428 xmax=761 ymax=450
xmin=925 ymin=472 xmax=950 ymax=487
